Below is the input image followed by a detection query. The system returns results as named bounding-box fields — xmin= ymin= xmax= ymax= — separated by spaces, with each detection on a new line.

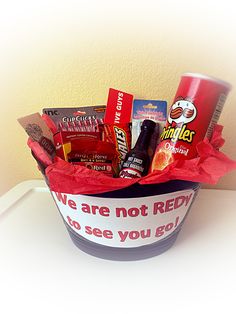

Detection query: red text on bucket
xmin=55 ymin=192 xmax=192 ymax=217
xmin=52 ymin=189 xmax=195 ymax=248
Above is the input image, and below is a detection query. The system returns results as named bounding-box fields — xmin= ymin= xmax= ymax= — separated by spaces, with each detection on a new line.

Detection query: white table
xmin=0 ymin=180 xmax=235 ymax=314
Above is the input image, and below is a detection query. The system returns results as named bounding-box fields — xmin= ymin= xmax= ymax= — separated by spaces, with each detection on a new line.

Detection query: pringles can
xmin=151 ymin=73 xmax=232 ymax=171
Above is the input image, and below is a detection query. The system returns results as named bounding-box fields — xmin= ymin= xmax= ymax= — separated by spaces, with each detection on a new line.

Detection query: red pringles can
xmin=151 ymin=73 xmax=232 ymax=171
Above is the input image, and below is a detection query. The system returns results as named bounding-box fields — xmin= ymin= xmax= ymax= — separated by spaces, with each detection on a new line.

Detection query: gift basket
xmin=18 ymin=73 xmax=236 ymax=261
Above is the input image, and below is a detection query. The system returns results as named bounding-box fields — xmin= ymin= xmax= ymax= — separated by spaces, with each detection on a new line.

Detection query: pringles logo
xmin=160 ymin=98 xmax=197 ymax=143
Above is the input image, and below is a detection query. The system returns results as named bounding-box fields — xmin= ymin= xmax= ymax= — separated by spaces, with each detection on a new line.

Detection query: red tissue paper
xmin=40 ymin=124 xmax=236 ymax=195
xmin=27 ymin=138 xmax=53 ymax=168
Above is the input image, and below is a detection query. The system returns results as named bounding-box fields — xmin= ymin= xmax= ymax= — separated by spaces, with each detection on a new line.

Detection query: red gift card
xmin=104 ymin=88 xmax=133 ymax=124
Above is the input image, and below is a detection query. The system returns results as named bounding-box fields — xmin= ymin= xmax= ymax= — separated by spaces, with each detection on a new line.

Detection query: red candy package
xmin=53 ymin=129 xmax=101 ymax=161
xmin=103 ymin=123 xmax=132 ymax=175
xmin=66 ymin=138 xmax=118 ymax=177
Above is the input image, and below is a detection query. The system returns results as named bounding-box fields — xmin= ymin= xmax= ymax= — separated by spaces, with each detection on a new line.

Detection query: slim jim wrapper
xmin=151 ymin=73 xmax=232 ymax=171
